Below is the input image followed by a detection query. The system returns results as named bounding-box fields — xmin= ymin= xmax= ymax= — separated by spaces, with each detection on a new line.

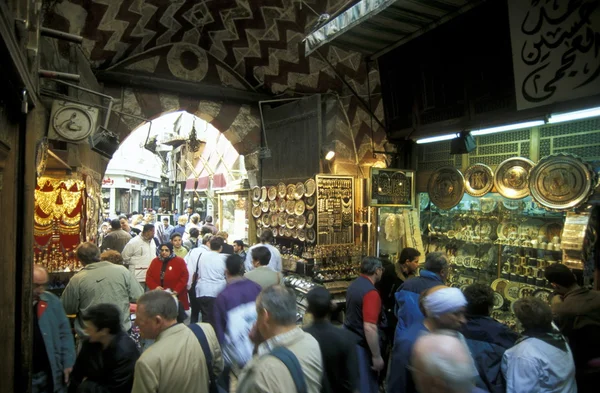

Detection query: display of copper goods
xmin=427 ymin=167 xmax=465 ymax=210
xmin=494 ymin=157 xmax=534 ymax=199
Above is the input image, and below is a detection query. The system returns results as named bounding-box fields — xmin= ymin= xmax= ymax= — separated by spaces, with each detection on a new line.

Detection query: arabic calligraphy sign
xmin=507 ymin=0 xmax=600 ymax=110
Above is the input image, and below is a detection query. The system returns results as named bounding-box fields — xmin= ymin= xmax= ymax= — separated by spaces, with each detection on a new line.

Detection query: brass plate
xmin=278 ymin=213 xmax=287 ymax=227
xmin=304 ymin=178 xmax=316 ymax=197
xmin=252 ymin=200 xmax=260 ymax=207
xmin=255 ymin=216 xmax=263 ymax=227
xmin=294 ymin=182 xmax=305 ymax=200
xmin=286 ymin=215 xmax=297 ymax=229
xmin=528 ymin=153 xmax=596 ymax=211
xmin=493 ymin=292 xmax=504 ymax=310
xmin=252 ymin=205 xmax=261 ymax=218
xmin=306 ymin=228 xmax=316 ymax=243
xmin=294 ymin=200 xmax=306 ymax=216
xmin=277 ymin=182 xmax=287 ymax=199
xmin=270 ymin=213 xmax=279 ymax=227
xmin=269 ymin=200 xmax=278 ymax=212
xmin=298 ymin=228 xmax=306 ymax=242
xmin=284 ymin=228 xmax=292 ymax=238
xmin=278 ymin=199 xmax=286 ymax=213
xmin=268 ymin=186 xmax=277 ymax=201
xmin=261 ymin=201 xmax=269 ymax=213
xmin=252 ymin=186 xmax=261 ymax=201
xmin=272 ymin=227 xmax=278 ymax=237
xmin=286 ymin=200 xmax=296 ymax=215
xmin=494 ymin=157 xmax=534 ymax=199
xmin=260 ymin=186 xmax=268 ymax=202
xmin=305 ymin=195 xmax=316 ymax=210
xmin=286 ymin=184 xmax=296 ymax=200
xmin=464 ymin=163 xmax=494 ymax=197
xmin=262 ymin=213 xmax=271 ymax=228
xmin=291 ymin=228 xmax=298 ymax=238
xmin=306 ymin=210 xmax=315 ymax=228
xmin=296 ymin=214 xmax=306 ymax=229
xmin=427 ymin=166 xmax=465 ymax=210
xmin=503 ymin=282 xmax=520 ymax=302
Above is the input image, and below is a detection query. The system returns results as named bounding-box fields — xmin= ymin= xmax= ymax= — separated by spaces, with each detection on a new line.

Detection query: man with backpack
xmin=236 ymin=285 xmax=323 ymax=393
xmin=184 ymin=228 xmax=201 ymax=250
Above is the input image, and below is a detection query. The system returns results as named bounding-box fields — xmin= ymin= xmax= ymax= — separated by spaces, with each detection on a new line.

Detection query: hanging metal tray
xmin=464 ymin=163 xmax=494 ymax=197
xmin=494 ymin=157 xmax=534 ymax=199
xmin=427 ymin=166 xmax=465 ymax=210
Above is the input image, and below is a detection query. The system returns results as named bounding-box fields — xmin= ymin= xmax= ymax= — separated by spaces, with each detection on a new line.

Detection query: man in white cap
xmin=387 ymin=285 xmax=468 ymax=393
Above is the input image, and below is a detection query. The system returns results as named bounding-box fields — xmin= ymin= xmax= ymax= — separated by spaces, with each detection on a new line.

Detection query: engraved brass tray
xmin=267 ymin=186 xmax=277 ymax=201
xmin=252 ymin=186 xmax=261 ymax=201
xmin=260 ymin=186 xmax=268 ymax=202
xmin=494 ymin=157 xmax=534 ymax=199
xmin=277 ymin=182 xmax=287 ymax=199
xmin=528 ymin=153 xmax=597 ymax=211
xmin=464 ymin=163 xmax=494 ymax=197
xmin=304 ymin=178 xmax=316 ymax=197
xmin=427 ymin=166 xmax=465 ymax=210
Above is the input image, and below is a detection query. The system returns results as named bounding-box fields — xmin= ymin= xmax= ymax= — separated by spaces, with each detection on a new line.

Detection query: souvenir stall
xmin=217 ymin=189 xmax=252 ymax=244
xmin=420 ymin=154 xmax=598 ymax=329
xmin=34 ymin=174 xmax=102 ymax=295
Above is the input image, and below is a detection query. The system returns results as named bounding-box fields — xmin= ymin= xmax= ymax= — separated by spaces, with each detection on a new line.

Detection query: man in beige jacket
xmin=244 ymin=246 xmax=283 ymax=289
xmin=132 ymin=290 xmax=223 ymax=393
xmin=237 ymin=285 xmax=323 ymax=393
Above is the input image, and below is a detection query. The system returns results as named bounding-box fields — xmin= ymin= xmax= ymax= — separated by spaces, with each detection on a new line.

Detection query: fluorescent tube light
xmin=471 ymin=120 xmax=545 ymax=136
xmin=548 ymin=106 xmax=600 ymax=124
xmin=416 ymin=133 xmax=459 ymax=144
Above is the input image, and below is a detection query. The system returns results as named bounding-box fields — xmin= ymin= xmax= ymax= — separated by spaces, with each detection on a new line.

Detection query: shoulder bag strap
xmin=270 ymin=346 xmax=308 ymax=393
xmin=189 ymin=324 xmax=215 ymax=373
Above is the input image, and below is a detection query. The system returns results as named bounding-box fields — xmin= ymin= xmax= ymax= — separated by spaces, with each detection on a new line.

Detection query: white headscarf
xmin=423 ymin=287 xmax=467 ymax=318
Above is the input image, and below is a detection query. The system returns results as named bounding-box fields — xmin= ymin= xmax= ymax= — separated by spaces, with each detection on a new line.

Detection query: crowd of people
xmin=33 ymin=213 xmax=600 ymax=393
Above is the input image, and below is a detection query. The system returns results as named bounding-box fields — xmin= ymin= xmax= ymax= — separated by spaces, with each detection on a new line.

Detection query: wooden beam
xmin=95 ymin=71 xmax=272 ymax=104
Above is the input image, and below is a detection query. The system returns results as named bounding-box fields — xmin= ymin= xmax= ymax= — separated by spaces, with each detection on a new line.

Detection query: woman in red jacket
xmin=145 ymin=243 xmax=190 ymax=321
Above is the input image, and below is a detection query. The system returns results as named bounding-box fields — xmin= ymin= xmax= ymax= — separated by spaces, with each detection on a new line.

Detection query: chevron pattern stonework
xmin=44 ymin=0 xmax=387 ymax=169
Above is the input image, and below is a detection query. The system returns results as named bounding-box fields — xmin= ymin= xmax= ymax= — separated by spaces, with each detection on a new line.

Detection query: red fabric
xmin=184 ymin=178 xmax=197 ymax=191
xmin=37 ymin=301 xmax=48 ymax=319
xmin=212 ymin=173 xmax=227 ymax=189
xmin=196 ymin=176 xmax=210 ymax=190
xmin=146 ymin=256 xmax=190 ymax=310
xmin=362 ymin=290 xmax=381 ymax=324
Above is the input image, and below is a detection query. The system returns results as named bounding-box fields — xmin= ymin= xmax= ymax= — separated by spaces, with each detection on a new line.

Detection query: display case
xmin=217 ymin=190 xmax=251 ymax=243
xmin=420 ymin=192 xmax=565 ymax=329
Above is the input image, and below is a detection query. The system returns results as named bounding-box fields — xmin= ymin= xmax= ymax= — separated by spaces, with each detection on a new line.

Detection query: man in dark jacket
xmin=69 ymin=303 xmax=140 ymax=393
xmin=394 ymin=251 xmax=449 ymax=341
xmin=461 ymin=283 xmax=518 ymax=393
xmin=100 ymin=219 xmax=132 ymax=253
xmin=545 ymin=263 xmax=600 ymax=393
xmin=305 ymin=286 xmax=359 ymax=393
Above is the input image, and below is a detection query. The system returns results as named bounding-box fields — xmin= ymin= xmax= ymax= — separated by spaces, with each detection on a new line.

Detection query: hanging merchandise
xmin=403 ymin=210 xmax=426 ymax=262
xmin=493 ymin=157 xmax=535 ymax=199
xmin=428 ymin=167 xmax=465 ymax=210
xmin=464 ymin=163 xmax=494 ymax=197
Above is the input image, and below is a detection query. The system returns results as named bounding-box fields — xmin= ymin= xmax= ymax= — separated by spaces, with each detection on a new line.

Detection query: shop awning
xmin=305 ymin=0 xmax=485 ymax=59
xmin=197 ymin=176 xmax=210 ymax=191
xmin=184 ymin=178 xmax=197 ymax=192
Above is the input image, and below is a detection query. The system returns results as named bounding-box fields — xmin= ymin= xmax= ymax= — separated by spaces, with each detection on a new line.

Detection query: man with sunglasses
xmin=343 ymin=257 xmax=386 ymax=393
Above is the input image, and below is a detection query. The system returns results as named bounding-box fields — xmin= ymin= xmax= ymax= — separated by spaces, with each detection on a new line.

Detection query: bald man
xmin=387 ymin=286 xmax=468 ymax=393
xmin=412 ymin=333 xmax=486 ymax=393
xmin=32 ymin=265 xmax=76 ymax=393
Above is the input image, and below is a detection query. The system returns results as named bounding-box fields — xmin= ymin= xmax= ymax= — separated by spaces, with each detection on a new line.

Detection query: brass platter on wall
xmin=494 ymin=157 xmax=535 ymax=199
xmin=427 ymin=167 xmax=465 ymax=210
xmin=464 ymin=163 xmax=494 ymax=197
xmin=528 ymin=153 xmax=597 ymax=211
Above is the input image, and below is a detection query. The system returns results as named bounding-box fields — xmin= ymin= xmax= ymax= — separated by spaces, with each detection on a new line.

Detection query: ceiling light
xmin=325 ymin=150 xmax=335 ymax=160
xmin=415 ymin=133 xmax=459 ymax=144
xmin=548 ymin=106 xmax=600 ymax=124
xmin=471 ymin=120 xmax=545 ymax=136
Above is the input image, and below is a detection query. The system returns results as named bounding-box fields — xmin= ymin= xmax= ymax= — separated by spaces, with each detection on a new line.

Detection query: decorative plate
xmin=252 ymin=205 xmax=261 ymax=218
xmin=427 ymin=167 xmax=465 ymax=210
xmin=503 ymin=282 xmax=521 ymax=302
xmin=307 ymin=228 xmax=316 ymax=243
xmin=268 ymin=186 xmax=277 ymax=201
xmin=480 ymin=198 xmax=497 ymax=214
xmin=255 ymin=216 xmax=263 ymax=228
xmin=252 ymin=200 xmax=260 ymax=207
xmin=260 ymin=186 xmax=268 ymax=202
xmin=272 ymin=227 xmax=278 ymax=237
xmin=269 ymin=200 xmax=278 ymax=212
xmin=539 ymin=222 xmax=563 ymax=242
xmin=533 ymin=288 xmax=552 ymax=303
xmin=494 ymin=157 xmax=535 ymax=199
xmin=498 ymin=221 xmax=519 ymax=239
xmin=270 ymin=213 xmax=279 ymax=227
xmin=286 ymin=215 xmax=297 ymax=229
xmin=306 ymin=210 xmax=315 ymax=228
xmin=296 ymin=214 xmax=306 ymax=229
xmin=252 ymin=186 xmax=261 ymax=201
xmin=286 ymin=184 xmax=296 ymax=200
xmin=278 ymin=199 xmax=286 ymax=212
xmin=491 ymin=278 xmax=510 ymax=293
xmin=262 ymin=213 xmax=271 ymax=228
xmin=528 ymin=153 xmax=597 ymax=211
xmin=464 ymin=163 xmax=494 ymax=197
xmin=298 ymin=228 xmax=306 ymax=241
xmin=455 ymin=256 xmax=464 ymax=266
xmin=305 ymin=195 xmax=316 ymax=210
xmin=295 ymin=200 xmax=306 ymax=216
xmin=294 ymin=182 xmax=306 ymax=200
xmin=522 ymin=219 xmax=544 ymax=238
xmin=518 ymin=286 xmax=536 ymax=298
xmin=261 ymin=201 xmax=269 ymax=213
xmin=493 ymin=292 xmax=504 ymax=309
xmin=284 ymin=228 xmax=292 ymax=238
xmin=304 ymin=178 xmax=316 ymax=197
xmin=286 ymin=200 xmax=296 ymax=215
xmin=291 ymin=228 xmax=298 ymax=238
xmin=277 ymin=182 xmax=287 ymax=199
xmin=278 ymin=213 xmax=287 ymax=227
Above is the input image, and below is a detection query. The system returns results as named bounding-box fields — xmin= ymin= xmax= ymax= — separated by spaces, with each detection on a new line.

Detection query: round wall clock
xmin=427 ymin=167 xmax=465 ymax=210
xmin=528 ymin=153 xmax=596 ymax=211
xmin=52 ymin=106 xmax=95 ymax=141
xmin=494 ymin=157 xmax=535 ymax=199
xmin=464 ymin=163 xmax=494 ymax=197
